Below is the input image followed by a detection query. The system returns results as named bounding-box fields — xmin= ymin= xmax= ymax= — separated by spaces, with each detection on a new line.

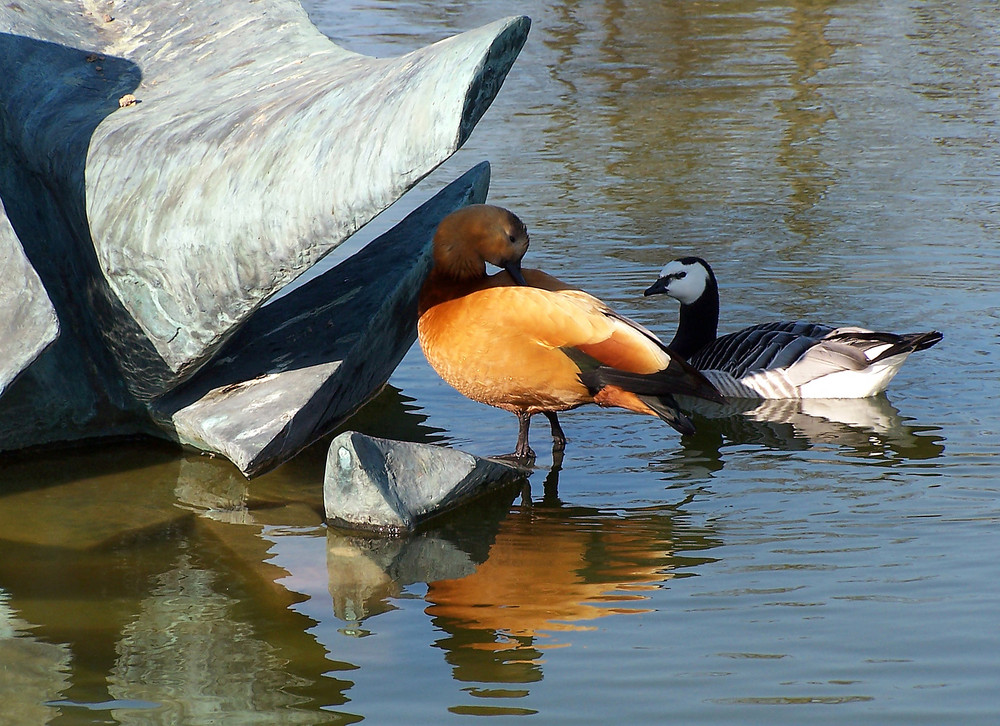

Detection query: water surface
xmin=2 ymin=1 xmax=999 ymax=723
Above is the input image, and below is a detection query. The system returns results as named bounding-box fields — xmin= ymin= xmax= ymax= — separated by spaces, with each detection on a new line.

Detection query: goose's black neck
xmin=669 ymin=269 xmax=720 ymax=359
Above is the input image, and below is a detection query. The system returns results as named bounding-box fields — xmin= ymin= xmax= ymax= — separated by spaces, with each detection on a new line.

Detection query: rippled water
xmin=2 ymin=1 xmax=999 ymax=723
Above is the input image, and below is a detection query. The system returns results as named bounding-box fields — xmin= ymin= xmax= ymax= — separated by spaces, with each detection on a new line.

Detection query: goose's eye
xmin=675 ymin=271 xmax=687 ymax=280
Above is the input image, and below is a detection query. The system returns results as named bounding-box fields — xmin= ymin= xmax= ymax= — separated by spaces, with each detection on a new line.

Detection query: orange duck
xmin=417 ymin=204 xmax=724 ymax=461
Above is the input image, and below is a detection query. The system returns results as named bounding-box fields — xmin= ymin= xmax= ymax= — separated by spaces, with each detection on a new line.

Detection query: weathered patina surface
xmin=0 ymin=1 xmax=528 ymax=474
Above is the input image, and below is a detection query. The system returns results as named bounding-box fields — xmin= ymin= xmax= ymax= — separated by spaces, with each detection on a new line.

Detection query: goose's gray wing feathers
xmin=689 ymin=321 xmax=835 ymax=377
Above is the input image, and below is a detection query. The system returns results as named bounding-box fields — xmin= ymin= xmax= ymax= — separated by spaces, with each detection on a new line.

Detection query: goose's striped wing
xmin=689 ymin=321 xmax=835 ymax=378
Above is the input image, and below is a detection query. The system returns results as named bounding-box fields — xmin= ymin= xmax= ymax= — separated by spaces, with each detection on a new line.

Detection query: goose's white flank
xmin=644 ymin=257 xmax=942 ymax=399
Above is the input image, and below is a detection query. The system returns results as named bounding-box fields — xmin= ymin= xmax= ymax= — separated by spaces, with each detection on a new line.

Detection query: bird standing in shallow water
xmin=417 ymin=205 xmax=724 ymax=463
xmin=644 ymin=256 xmax=942 ymax=399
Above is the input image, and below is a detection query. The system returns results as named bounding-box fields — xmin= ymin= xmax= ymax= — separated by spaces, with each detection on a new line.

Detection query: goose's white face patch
xmin=657 ymin=259 xmax=709 ymax=305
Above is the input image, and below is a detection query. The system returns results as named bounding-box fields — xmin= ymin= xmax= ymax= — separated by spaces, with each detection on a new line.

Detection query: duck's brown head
xmin=431 ymin=204 xmax=529 ymax=284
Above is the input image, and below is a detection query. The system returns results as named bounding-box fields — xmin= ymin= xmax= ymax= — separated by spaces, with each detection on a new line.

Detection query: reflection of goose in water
xmin=693 ymin=394 xmax=942 ymax=456
xmin=652 ymin=393 xmax=945 ymax=483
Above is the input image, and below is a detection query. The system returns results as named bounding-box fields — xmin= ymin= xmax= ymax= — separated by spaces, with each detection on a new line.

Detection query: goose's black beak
xmin=644 ymin=278 xmax=668 ymax=296
xmin=505 ymin=259 xmax=528 ymax=286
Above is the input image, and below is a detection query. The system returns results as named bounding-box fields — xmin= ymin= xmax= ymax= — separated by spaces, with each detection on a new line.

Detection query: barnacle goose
xmin=644 ymin=257 xmax=942 ymax=399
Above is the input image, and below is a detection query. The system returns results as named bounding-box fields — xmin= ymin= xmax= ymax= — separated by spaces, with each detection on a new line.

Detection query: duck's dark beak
xmin=644 ymin=278 xmax=668 ymax=296
xmin=504 ymin=259 xmax=528 ymax=286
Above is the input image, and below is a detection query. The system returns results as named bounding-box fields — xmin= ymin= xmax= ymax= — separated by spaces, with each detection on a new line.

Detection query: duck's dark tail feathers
xmin=577 ymin=364 xmax=724 ymax=436
xmin=636 ymin=393 xmax=696 ymax=436
xmin=578 ymin=361 xmax=726 ymax=405
xmin=565 ymin=345 xmax=724 ymax=436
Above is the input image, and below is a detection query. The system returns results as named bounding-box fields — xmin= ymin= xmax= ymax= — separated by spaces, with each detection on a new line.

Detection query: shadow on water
xmin=651 ymin=394 xmax=946 ymax=485
xmin=331 ymin=383 xmax=450 ymax=448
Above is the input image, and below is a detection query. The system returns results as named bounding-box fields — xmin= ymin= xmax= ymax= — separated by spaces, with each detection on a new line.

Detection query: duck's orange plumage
xmin=417 ymin=204 xmax=724 ymax=461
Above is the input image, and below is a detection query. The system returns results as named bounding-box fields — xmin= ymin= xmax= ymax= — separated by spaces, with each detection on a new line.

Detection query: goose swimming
xmin=417 ymin=206 xmax=724 ymax=462
xmin=643 ymin=256 xmax=942 ymax=399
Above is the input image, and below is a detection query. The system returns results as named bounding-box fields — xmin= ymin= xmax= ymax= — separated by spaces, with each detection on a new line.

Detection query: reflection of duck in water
xmin=644 ymin=257 xmax=942 ymax=399
xmin=423 ymin=496 xmax=720 ymax=693
xmin=325 ymin=482 xmax=520 ymax=622
xmin=428 ymin=517 xmax=649 ymax=638
xmin=417 ymin=206 xmax=723 ymax=462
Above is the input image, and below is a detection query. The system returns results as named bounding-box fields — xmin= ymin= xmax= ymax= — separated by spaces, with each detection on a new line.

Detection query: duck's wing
xmin=550 ymin=290 xmax=725 ymax=404
xmin=523 ymin=288 xmax=675 ymax=369
xmin=690 ymin=321 xmax=835 ymax=378
xmin=480 ymin=286 xmax=722 ymax=404
xmin=521 ymin=268 xmax=666 ymax=345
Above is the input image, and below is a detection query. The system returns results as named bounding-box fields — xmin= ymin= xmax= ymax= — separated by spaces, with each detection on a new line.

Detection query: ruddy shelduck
xmin=417 ymin=204 xmax=724 ymax=462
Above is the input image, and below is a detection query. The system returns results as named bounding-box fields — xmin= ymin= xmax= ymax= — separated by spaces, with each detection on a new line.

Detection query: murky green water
xmin=3 ymin=0 xmax=999 ymax=723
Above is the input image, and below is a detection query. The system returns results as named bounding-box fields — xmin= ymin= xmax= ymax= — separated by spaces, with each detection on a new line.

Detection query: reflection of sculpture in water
xmin=0 ymin=593 xmax=71 ymax=724
xmin=109 ymin=554 xmax=326 ymax=724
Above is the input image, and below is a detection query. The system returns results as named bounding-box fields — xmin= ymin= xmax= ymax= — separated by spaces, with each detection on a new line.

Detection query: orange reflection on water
xmin=424 ymin=495 xmax=692 ymax=651
xmin=415 ymin=484 xmax=719 ymax=706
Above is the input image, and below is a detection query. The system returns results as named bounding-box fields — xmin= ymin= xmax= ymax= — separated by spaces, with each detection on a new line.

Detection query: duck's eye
xmin=508 ymin=234 xmax=517 ymax=243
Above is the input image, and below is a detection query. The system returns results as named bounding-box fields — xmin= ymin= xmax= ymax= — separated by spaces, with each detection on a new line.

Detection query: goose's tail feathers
xmin=827 ymin=329 xmax=943 ymax=364
xmin=870 ymin=330 xmax=942 ymax=363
